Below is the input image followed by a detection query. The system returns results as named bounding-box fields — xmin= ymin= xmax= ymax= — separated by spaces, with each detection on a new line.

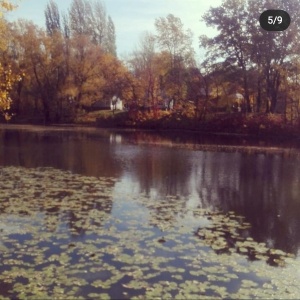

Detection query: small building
xmin=110 ymin=96 xmax=123 ymax=111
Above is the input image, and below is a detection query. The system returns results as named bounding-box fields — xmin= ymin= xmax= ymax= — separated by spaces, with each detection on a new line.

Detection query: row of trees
xmin=1 ymin=0 xmax=300 ymax=124
xmin=45 ymin=0 xmax=116 ymax=55
xmin=1 ymin=0 xmax=205 ymax=123
xmin=126 ymin=0 xmax=300 ymax=123
xmin=201 ymin=0 xmax=300 ymax=121
xmin=126 ymin=14 xmax=201 ymax=112
xmin=1 ymin=0 xmax=133 ymax=122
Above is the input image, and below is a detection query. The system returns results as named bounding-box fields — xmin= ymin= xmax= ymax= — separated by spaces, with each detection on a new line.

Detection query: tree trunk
xmin=256 ymin=79 xmax=261 ymax=113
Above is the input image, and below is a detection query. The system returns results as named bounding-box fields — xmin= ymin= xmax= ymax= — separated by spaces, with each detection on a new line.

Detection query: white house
xmin=110 ymin=96 xmax=123 ymax=111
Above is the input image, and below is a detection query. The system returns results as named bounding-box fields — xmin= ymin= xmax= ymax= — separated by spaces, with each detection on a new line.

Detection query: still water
xmin=0 ymin=124 xmax=300 ymax=298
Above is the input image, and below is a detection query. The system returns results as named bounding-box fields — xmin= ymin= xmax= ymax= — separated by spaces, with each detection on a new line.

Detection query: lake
xmin=0 ymin=124 xmax=300 ymax=299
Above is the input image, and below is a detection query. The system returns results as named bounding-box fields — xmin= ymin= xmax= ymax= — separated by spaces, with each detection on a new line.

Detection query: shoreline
xmin=1 ymin=123 xmax=300 ymax=156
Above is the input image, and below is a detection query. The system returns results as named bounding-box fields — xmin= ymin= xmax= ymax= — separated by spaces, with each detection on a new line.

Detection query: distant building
xmin=110 ymin=96 xmax=123 ymax=111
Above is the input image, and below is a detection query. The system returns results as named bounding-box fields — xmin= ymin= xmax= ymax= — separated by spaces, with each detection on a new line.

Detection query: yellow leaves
xmin=0 ymin=0 xmax=16 ymax=19
xmin=0 ymin=62 xmax=21 ymax=120
xmin=180 ymin=101 xmax=196 ymax=118
xmin=0 ymin=0 xmax=15 ymax=11
xmin=0 ymin=0 xmax=17 ymax=51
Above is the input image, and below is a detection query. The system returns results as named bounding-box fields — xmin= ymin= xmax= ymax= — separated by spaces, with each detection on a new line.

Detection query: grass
xmin=75 ymin=110 xmax=126 ymax=125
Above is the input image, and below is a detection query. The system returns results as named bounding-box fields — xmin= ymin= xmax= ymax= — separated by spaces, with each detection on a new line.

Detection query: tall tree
xmin=200 ymin=0 xmax=300 ymax=113
xmin=45 ymin=0 xmax=61 ymax=36
xmin=68 ymin=0 xmax=116 ymax=52
xmin=69 ymin=0 xmax=92 ymax=36
xmin=62 ymin=13 xmax=70 ymax=39
xmin=90 ymin=0 xmax=107 ymax=45
xmin=155 ymin=14 xmax=195 ymax=106
xmin=200 ymin=0 xmax=252 ymax=112
xmin=128 ymin=32 xmax=158 ymax=106
xmin=249 ymin=0 xmax=300 ymax=113
xmin=105 ymin=15 xmax=116 ymax=56
xmin=155 ymin=14 xmax=195 ymax=68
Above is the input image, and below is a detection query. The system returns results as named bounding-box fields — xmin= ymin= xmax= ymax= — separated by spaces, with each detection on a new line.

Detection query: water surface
xmin=0 ymin=125 xmax=300 ymax=298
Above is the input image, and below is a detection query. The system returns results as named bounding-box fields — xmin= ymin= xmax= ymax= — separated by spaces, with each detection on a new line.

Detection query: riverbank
xmin=91 ymin=110 xmax=300 ymax=139
xmin=2 ymin=122 xmax=300 ymax=158
xmin=4 ymin=110 xmax=300 ymax=140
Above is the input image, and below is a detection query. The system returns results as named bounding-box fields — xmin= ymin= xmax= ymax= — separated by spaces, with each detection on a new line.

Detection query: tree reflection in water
xmin=0 ymin=125 xmax=300 ymax=256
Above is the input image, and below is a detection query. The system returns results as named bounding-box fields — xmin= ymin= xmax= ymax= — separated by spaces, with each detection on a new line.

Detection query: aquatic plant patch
xmin=0 ymin=166 xmax=300 ymax=299
xmin=195 ymin=211 xmax=295 ymax=266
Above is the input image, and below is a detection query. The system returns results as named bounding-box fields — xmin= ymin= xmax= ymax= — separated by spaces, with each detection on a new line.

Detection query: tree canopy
xmin=200 ymin=0 xmax=300 ymax=114
xmin=0 ymin=0 xmax=21 ymax=120
xmin=1 ymin=0 xmax=300 ymax=128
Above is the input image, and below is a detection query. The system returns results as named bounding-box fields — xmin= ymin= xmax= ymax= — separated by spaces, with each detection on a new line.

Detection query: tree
xmin=45 ymin=0 xmax=61 ymax=36
xmin=154 ymin=14 xmax=195 ymax=107
xmin=0 ymin=0 xmax=21 ymax=120
xmin=68 ymin=0 xmax=116 ymax=53
xmin=0 ymin=61 xmax=21 ymax=120
xmin=69 ymin=0 xmax=92 ymax=36
xmin=0 ymin=0 xmax=15 ymax=49
xmin=105 ymin=15 xmax=116 ymax=56
xmin=90 ymin=0 xmax=107 ymax=46
xmin=128 ymin=32 xmax=158 ymax=107
xmin=8 ymin=19 xmax=73 ymax=123
xmin=248 ymin=0 xmax=300 ymax=113
xmin=200 ymin=0 xmax=253 ymax=112
xmin=200 ymin=0 xmax=300 ymax=114
xmin=155 ymin=14 xmax=195 ymax=68
xmin=62 ymin=12 xmax=70 ymax=39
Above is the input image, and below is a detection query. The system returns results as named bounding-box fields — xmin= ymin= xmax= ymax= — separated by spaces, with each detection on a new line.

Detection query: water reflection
xmin=115 ymin=131 xmax=300 ymax=256
xmin=191 ymin=151 xmax=300 ymax=255
xmin=0 ymin=128 xmax=122 ymax=178
xmin=1 ymin=125 xmax=300 ymax=256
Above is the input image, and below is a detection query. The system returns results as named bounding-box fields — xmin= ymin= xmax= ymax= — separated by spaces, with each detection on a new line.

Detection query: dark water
xmin=1 ymin=124 xmax=300 ymax=298
xmin=1 ymin=125 xmax=300 ymax=256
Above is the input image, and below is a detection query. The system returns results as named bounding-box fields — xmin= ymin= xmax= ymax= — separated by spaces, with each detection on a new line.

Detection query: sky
xmin=7 ymin=0 xmax=223 ymax=60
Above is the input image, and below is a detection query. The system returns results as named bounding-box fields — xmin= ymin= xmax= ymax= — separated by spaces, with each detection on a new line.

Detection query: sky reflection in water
xmin=0 ymin=125 xmax=300 ymax=298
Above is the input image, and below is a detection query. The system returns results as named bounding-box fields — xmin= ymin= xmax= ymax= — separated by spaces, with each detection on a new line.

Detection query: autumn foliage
xmin=1 ymin=0 xmax=300 ymax=137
